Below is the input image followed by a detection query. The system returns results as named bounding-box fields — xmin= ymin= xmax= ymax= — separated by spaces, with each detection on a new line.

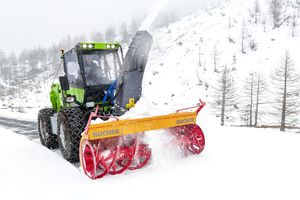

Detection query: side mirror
xmin=59 ymin=76 xmax=69 ymax=91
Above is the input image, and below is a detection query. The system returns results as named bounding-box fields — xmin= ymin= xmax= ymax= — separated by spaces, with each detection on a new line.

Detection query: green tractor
xmin=38 ymin=31 xmax=153 ymax=162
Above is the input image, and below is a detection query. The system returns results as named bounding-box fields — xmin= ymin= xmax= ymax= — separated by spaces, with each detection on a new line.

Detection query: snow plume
xmin=139 ymin=0 xmax=169 ymax=31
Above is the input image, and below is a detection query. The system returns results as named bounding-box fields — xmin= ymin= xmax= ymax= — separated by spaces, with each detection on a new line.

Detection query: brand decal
xmin=176 ymin=118 xmax=194 ymax=125
xmin=93 ymin=129 xmax=120 ymax=138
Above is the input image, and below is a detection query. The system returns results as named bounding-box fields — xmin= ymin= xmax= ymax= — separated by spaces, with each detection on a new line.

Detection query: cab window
xmin=64 ymin=50 xmax=83 ymax=88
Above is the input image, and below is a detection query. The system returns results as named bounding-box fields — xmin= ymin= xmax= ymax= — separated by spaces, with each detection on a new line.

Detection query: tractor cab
xmin=59 ymin=42 xmax=123 ymax=108
xmin=63 ymin=42 xmax=123 ymax=88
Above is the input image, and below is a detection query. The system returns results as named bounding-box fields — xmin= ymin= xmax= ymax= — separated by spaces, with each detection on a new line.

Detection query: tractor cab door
xmin=63 ymin=49 xmax=84 ymax=88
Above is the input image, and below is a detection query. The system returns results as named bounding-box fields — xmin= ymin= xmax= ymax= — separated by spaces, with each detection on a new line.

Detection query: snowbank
xmin=0 ymin=107 xmax=40 ymax=122
xmin=0 ymin=127 xmax=91 ymax=199
xmin=1 ymin=116 xmax=300 ymax=200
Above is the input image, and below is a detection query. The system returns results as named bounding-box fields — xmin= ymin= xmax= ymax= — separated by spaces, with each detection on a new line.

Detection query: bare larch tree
xmin=213 ymin=44 xmax=220 ymax=72
xmin=241 ymin=20 xmax=246 ymax=54
xmin=254 ymin=73 xmax=267 ymax=127
xmin=241 ymin=72 xmax=267 ymax=127
xmin=271 ymin=51 xmax=300 ymax=131
xmin=212 ymin=66 xmax=237 ymax=126
xmin=241 ymin=73 xmax=255 ymax=127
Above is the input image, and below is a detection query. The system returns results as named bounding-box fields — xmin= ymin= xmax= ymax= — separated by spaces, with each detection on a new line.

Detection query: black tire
xmin=57 ymin=108 xmax=86 ymax=162
xmin=37 ymin=108 xmax=58 ymax=149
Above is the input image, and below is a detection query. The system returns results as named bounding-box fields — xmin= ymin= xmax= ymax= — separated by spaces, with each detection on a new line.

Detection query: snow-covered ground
xmin=0 ymin=107 xmax=40 ymax=121
xmin=1 ymin=0 xmax=300 ymax=199
xmin=1 ymin=110 xmax=300 ymax=200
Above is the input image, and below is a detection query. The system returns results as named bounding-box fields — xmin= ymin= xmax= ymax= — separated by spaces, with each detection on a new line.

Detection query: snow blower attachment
xmin=37 ymin=30 xmax=206 ymax=180
xmin=79 ymin=100 xmax=205 ymax=179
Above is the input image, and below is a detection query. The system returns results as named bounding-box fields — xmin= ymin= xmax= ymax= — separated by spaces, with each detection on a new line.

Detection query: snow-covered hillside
xmin=139 ymin=0 xmax=300 ymax=126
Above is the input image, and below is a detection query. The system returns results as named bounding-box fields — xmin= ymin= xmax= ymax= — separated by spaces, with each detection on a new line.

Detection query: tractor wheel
xmin=57 ymin=108 xmax=86 ymax=163
xmin=37 ymin=108 xmax=58 ymax=149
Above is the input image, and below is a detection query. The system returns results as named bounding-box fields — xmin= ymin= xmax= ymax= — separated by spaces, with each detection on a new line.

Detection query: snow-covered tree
xmin=296 ymin=0 xmax=300 ymax=17
xmin=241 ymin=20 xmax=247 ymax=54
xmin=0 ymin=49 xmax=7 ymax=71
xmin=105 ymin=27 xmax=117 ymax=41
xmin=198 ymin=38 xmax=203 ymax=68
xmin=269 ymin=0 xmax=284 ymax=28
xmin=262 ymin=14 xmax=267 ymax=32
xmin=254 ymin=0 xmax=261 ymax=24
xmin=8 ymin=52 xmax=17 ymax=66
xmin=73 ymin=34 xmax=87 ymax=45
xmin=120 ymin=23 xmax=130 ymax=43
xmin=91 ymin=31 xmax=104 ymax=42
xmin=292 ymin=11 xmax=297 ymax=37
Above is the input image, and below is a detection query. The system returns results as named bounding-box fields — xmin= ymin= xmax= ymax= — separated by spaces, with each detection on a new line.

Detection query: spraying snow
xmin=139 ymin=0 xmax=169 ymax=31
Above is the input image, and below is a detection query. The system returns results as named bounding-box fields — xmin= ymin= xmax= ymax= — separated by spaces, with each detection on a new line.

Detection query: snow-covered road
xmin=0 ymin=116 xmax=38 ymax=140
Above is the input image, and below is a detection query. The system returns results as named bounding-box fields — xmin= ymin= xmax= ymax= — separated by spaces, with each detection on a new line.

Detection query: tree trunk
xmin=221 ymin=73 xmax=226 ymax=126
xmin=280 ymin=55 xmax=288 ymax=132
xmin=254 ymin=75 xmax=260 ymax=127
xmin=249 ymin=74 xmax=254 ymax=127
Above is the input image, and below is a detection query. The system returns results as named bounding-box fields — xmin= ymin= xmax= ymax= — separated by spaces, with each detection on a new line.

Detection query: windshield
xmin=82 ymin=50 xmax=121 ymax=86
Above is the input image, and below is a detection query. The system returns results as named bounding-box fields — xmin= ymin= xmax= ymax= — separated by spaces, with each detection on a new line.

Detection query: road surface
xmin=0 ymin=116 xmax=38 ymax=140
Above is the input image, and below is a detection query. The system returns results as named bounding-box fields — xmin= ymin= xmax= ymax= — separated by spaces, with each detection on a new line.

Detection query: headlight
xmin=111 ymin=44 xmax=115 ymax=49
xmin=86 ymin=102 xmax=95 ymax=107
xmin=88 ymin=44 xmax=93 ymax=48
xmin=106 ymin=44 xmax=111 ymax=49
xmin=66 ymin=96 xmax=75 ymax=103
xmin=82 ymin=44 xmax=88 ymax=48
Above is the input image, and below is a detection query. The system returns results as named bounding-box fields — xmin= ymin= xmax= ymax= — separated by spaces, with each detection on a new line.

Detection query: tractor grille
xmin=86 ymin=89 xmax=104 ymax=103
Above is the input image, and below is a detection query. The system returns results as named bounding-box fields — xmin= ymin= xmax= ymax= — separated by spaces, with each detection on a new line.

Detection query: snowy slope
xmin=1 ymin=115 xmax=300 ymax=200
xmin=136 ymin=0 xmax=300 ymax=124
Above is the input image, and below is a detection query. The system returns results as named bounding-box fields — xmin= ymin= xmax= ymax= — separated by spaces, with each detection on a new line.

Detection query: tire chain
xmin=58 ymin=108 xmax=86 ymax=162
xmin=38 ymin=108 xmax=59 ymax=149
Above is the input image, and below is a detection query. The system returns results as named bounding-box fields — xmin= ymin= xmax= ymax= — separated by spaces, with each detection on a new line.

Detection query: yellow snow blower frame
xmin=83 ymin=100 xmax=205 ymax=141
xmin=79 ymin=100 xmax=205 ymax=179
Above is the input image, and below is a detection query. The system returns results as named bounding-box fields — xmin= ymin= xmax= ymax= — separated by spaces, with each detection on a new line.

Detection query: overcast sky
xmin=0 ymin=0 xmax=220 ymax=55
